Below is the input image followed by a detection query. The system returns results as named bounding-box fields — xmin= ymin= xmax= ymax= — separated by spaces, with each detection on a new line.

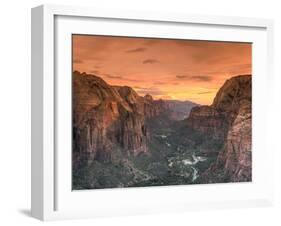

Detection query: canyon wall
xmin=73 ymin=71 xmax=149 ymax=166
xmin=73 ymin=71 xmax=196 ymax=166
xmin=187 ymin=75 xmax=252 ymax=182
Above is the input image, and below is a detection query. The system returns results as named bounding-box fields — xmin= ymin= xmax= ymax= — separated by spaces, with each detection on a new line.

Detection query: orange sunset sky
xmin=73 ymin=35 xmax=252 ymax=105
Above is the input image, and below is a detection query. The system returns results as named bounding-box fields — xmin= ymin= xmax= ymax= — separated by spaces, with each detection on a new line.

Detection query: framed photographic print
xmin=31 ymin=4 xmax=274 ymax=221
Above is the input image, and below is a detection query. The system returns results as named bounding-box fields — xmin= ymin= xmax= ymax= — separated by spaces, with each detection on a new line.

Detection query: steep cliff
xmin=73 ymin=71 xmax=199 ymax=167
xmin=218 ymin=100 xmax=252 ymax=181
xmin=144 ymin=97 xmax=168 ymax=118
xmin=188 ymin=75 xmax=252 ymax=182
xmin=72 ymin=71 xmax=252 ymax=189
xmin=210 ymin=75 xmax=252 ymax=182
xmin=212 ymin=74 xmax=251 ymax=123
xmin=73 ymin=71 xmax=148 ymax=166
xmin=186 ymin=105 xmax=228 ymax=140
xmin=165 ymin=100 xmax=198 ymax=120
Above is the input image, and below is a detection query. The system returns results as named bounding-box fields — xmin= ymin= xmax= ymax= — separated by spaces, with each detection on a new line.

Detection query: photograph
xmin=72 ymin=35 xmax=252 ymax=190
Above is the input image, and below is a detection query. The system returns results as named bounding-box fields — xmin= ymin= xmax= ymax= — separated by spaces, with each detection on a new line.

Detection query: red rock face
xmin=144 ymin=99 xmax=168 ymax=118
xmin=186 ymin=105 xmax=228 ymax=140
xmin=215 ymin=100 xmax=252 ymax=181
xmin=73 ymin=71 xmax=197 ymax=167
xmin=73 ymin=72 xmax=149 ymax=165
xmin=190 ymin=75 xmax=252 ymax=182
xmin=213 ymin=75 xmax=252 ymax=182
xmin=114 ymin=86 xmax=169 ymax=118
xmin=73 ymin=72 xmax=179 ymax=166
xmin=212 ymin=75 xmax=251 ymax=109
xmin=164 ymin=100 xmax=198 ymax=120
xmin=73 ymin=71 xmax=252 ymax=183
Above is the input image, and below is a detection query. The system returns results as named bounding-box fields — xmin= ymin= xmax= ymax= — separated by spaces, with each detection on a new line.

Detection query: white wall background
xmin=0 ymin=0 xmax=280 ymax=225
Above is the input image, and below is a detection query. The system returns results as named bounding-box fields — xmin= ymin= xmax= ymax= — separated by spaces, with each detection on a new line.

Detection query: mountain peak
xmin=144 ymin=94 xmax=153 ymax=101
xmin=212 ymin=74 xmax=251 ymax=111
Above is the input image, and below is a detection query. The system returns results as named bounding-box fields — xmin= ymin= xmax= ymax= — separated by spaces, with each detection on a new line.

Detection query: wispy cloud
xmin=133 ymin=86 xmax=145 ymax=89
xmin=73 ymin=35 xmax=251 ymax=104
xmin=197 ymin=91 xmax=214 ymax=95
xmin=143 ymin=59 xmax=159 ymax=64
xmin=159 ymin=95 xmax=173 ymax=100
xmin=153 ymin=81 xmax=167 ymax=85
xmin=104 ymin=74 xmax=143 ymax=83
xmin=126 ymin=47 xmax=146 ymax=53
xmin=73 ymin=59 xmax=83 ymax=64
xmin=144 ymin=39 xmax=159 ymax=46
xmin=191 ymin=75 xmax=213 ymax=82
xmin=105 ymin=74 xmax=123 ymax=79
xmin=89 ymin=70 xmax=100 ymax=74
xmin=134 ymin=87 xmax=165 ymax=96
xmin=176 ymin=75 xmax=212 ymax=82
xmin=176 ymin=75 xmax=188 ymax=79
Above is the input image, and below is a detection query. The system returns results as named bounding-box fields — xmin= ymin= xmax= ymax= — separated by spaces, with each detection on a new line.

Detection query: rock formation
xmin=73 ymin=72 xmax=197 ymax=166
xmin=187 ymin=75 xmax=252 ymax=182
xmin=217 ymin=100 xmax=252 ymax=181
xmin=72 ymin=71 xmax=252 ymax=189
xmin=165 ymin=100 xmax=198 ymax=121
xmin=186 ymin=105 xmax=228 ymax=140
xmin=73 ymin=71 xmax=149 ymax=166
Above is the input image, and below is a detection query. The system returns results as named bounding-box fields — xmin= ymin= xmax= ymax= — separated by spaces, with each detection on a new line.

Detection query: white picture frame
xmin=31 ymin=4 xmax=274 ymax=221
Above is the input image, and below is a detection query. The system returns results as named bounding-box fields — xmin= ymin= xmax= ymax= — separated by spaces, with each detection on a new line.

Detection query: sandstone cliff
xmin=188 ymin=75 xmax=252 ymax=182
xmin=186 ymin=105 xmax=228 ymax=140
xmin=73 ymin=71 xmax=149 ymax=166
xmin=217 ymin=100 xmax=252 ymax=181
xmin=165 ymin=100 xmax=198 ymax=120
xmin=73 ymin=72 xmax=192 ymax=165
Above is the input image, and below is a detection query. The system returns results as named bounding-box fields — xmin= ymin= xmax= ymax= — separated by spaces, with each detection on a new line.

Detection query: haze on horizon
xmin=73 ymin=35 xmax=252 ymax=105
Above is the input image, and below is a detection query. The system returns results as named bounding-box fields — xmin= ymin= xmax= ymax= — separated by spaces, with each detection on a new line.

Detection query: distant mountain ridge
xmin=164 ymin=99 xmax=199 ymax=121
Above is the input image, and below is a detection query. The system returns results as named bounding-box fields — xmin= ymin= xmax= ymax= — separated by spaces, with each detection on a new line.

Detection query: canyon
xmin=72 ymin=71 xmax=252 ymax=189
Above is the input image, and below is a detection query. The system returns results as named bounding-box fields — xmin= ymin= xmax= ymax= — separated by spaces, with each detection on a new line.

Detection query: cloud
xmin=160 ymin=95 xmax=173 ymax=100
xmin=226 ymin=63 xmax=252 ymax=74
xmin=191 ymin=75 xmax=212 ymax=82
xmin=144 ymin=39 xmax=159 ymax=46
xmin=104 ymin=74 xmax=123 ymax=79
xmin=143 ymin=59 xmax=159 ymax=64
xmin=89 ymin=70 xmax=100 ymax=74
xmin=197 ymin=91 xmax=214 ymax=95
xmin=73 ymin=59 xmax=83 ymax=64
xmin=133 ymin=86 xmax=145 ymax=89
xmin=134 ymin=87 xmax=165 ymax=96
xmin=104 ymin=74 xmax=143 ymax=83
xmin=126 ymin=47 xmax=146 ymax=53
xmin=125 ymin=78 xmax=144 ymax=83
xmin=176 ymin=75 xmax=188 ymax=79
xmin=176 ymin=75 xmax=212 ymax=82
xmin=153 ymin=81 xmax=167 ymax=85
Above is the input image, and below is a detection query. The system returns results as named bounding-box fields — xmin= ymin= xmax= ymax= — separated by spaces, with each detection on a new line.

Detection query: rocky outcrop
xmin=186 ymin=105 xmax=228 ymax=140
xmin=73 ymin=71 xmax=148 ymax=166
xmin=218 ymin=100 xmax=252 ymax=181
xmin=212 ymin=74 xmax=251 ymax=123
xmin=114 ymin=87 xmax=171 ymax=119
xmin=144 ymin=94 xmax=153 ymax=101
xmin=211 ymin=75 xmax=252 ymax=182
xmin=73 ymin=71 xmax=200 ymax=168
xmin=188 ymin=75 xmax=252 ymax=182
xmin=165 ymin=100 xmax=198 ymax=120
xmin=144 ymin=98 xmax=168 ymax=118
